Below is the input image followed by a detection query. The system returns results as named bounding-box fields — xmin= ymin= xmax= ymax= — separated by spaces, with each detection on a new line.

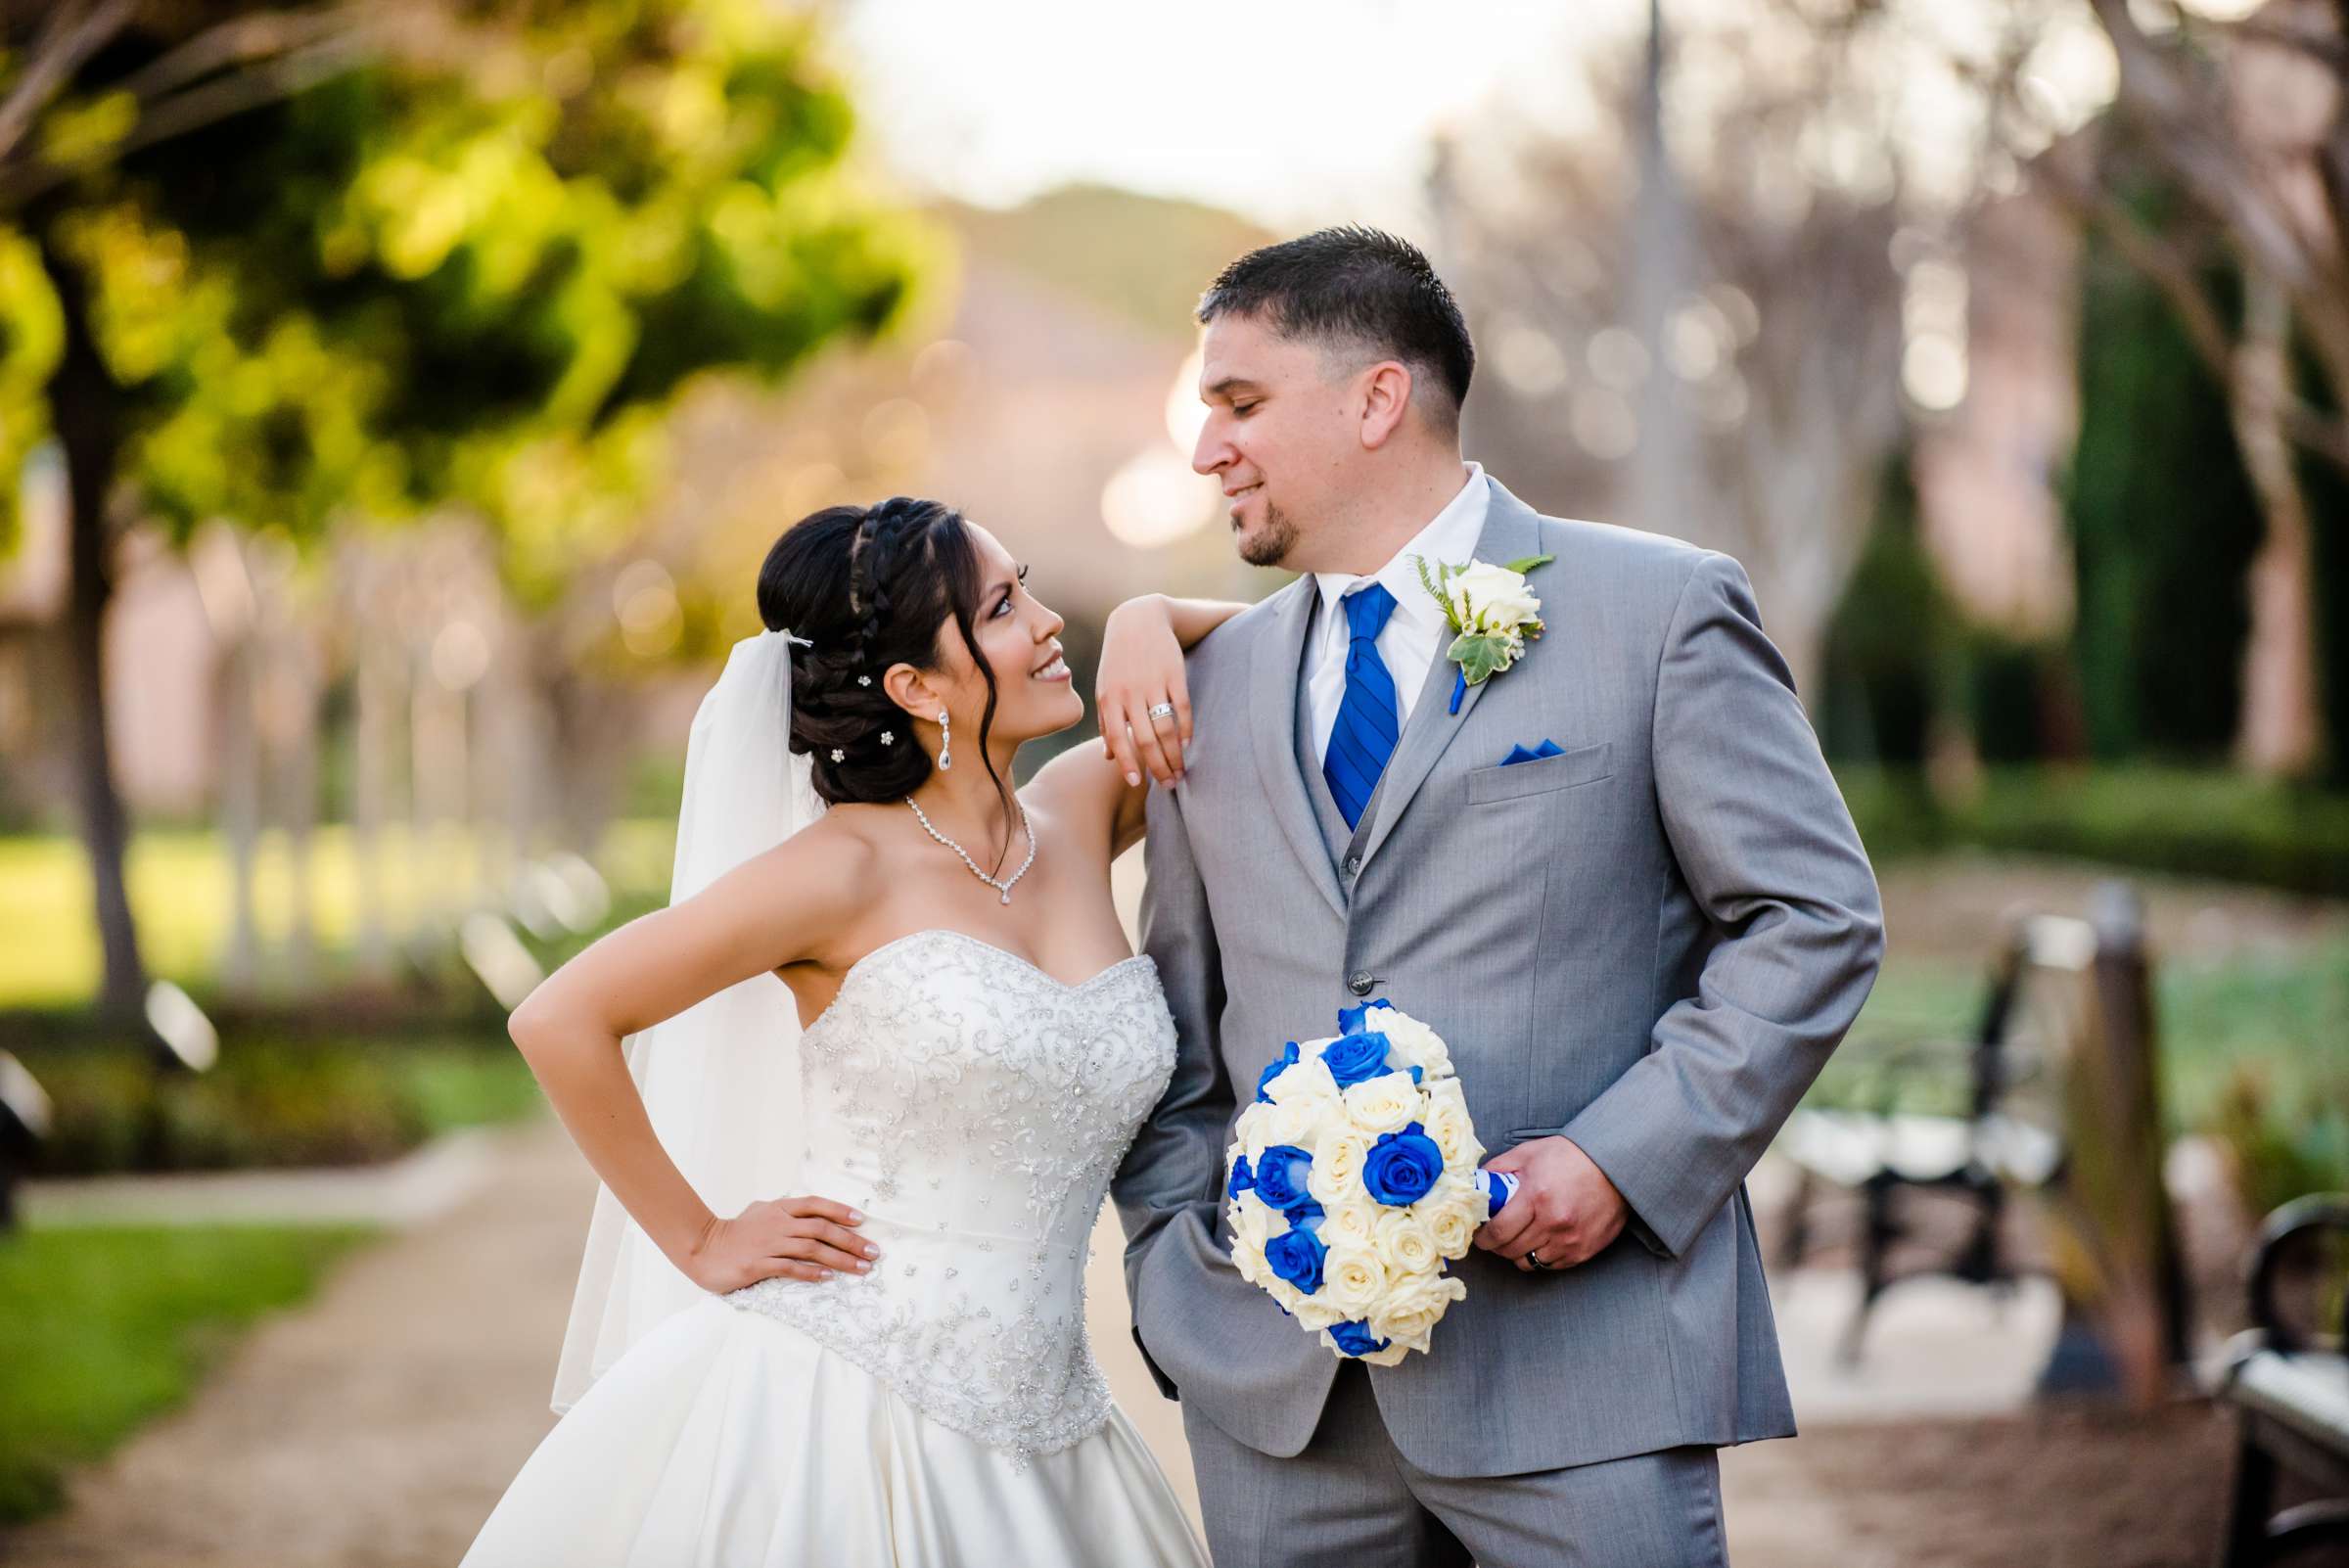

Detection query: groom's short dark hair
xmin=1196 ymin=226 xmax=1474 ymax=432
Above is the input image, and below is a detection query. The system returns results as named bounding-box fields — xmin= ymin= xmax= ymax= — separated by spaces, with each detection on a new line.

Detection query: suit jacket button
xmin=1343 ymin=854 xmax=1361 ymax=876
xmin=1347 ymin=970 xmax=1374 ymax=995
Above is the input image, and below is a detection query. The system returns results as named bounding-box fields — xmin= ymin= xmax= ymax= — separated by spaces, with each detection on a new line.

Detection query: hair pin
xmin=881 ymin=731 xmax=895 ymax=746
xmin=830 ymin=748 xmax=845 ymax=762
xmin=858 ymin=675 xmax=873 ymax=686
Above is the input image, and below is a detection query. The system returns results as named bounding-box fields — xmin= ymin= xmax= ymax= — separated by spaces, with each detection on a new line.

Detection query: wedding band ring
xmin=1528 ymin=1249 xmax=1548 ymax=1269
xmin=1147 ymin=702 xmax=1176 ymax=721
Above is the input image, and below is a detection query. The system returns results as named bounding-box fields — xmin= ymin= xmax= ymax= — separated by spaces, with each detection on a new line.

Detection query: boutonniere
xmin=1411 ymin=553 xmax=1555 ymax=714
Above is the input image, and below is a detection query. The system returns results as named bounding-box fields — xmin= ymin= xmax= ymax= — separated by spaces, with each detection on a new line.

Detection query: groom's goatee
xmin=1238 ymin=501 xmax=1298 ymax=568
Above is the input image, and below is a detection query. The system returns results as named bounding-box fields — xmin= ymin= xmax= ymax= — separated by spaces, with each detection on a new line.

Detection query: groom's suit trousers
xmin=1181 ymin=1360 xmax=1727 ymax=1568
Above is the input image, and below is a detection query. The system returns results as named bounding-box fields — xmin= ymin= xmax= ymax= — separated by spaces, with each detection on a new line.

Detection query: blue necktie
xmin=1322 ymin=583 xmax=1401 ymax=831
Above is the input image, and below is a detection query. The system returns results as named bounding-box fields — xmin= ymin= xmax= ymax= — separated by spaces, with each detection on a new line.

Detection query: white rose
xmin=1246 ymin=1099 xmax=1317 ymax=1159
xmin=1420 ymin=1078 xmax=1482 ymax=1171
xmin=1265 ymin=1055 xmax=1341 ymax=1112
xmin=1229 ymin=1225 xmax=1271 ymax=1287
xmin=1291 ymin=1294 xmax=1349 ymax=1332
xmin=1450 ymin=561 xmax=1542 ymax=633
xmin=1318 ymin=1195 xmax=1382 ymax=1250
xmin=1306 ymin=1130 xmax=1372 ymax=1208
xmin=1371 ymin=1007 xmax=1454 ymax=1082
xmin=1369 ymin=1272 xmax=1467 ymax=1355
xmin=1229 ymin=1191 xmax=1278 ymax=1256
xmin=1315 ymin=1243 xmax=1388 ymax=1319
xmin=1425 ymin=1169 xmax=1488 ymax=1232
xmin=1371 ymin=1207 xmax=1442 ymax=1278
xmin=1424 ymin=1200 xmax=1478 ymax=1261
xmin=1354 ymin=1337 xmax=1411 ymax=1366
xmin=1232 ymin=1107 xmax=1278 ymax=1163
xmin=1342 ymin=1073 xmax=1422 ymax=1137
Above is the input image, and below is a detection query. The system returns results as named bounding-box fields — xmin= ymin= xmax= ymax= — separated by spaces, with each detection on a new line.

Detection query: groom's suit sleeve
xmin=1110 ymin=774 xmax=1232 ymax=1401
xmin=1558 ymin=551 xmax=1886 ymax=1262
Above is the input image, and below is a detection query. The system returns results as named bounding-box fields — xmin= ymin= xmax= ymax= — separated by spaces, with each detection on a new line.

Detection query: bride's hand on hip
xmin=1097 ymin=593 xmax=1193 ymax=788
xmin=686 ymin=1195 xmax=877 ymax=1291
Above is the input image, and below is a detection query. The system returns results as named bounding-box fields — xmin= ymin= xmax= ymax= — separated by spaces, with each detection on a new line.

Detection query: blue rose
xmin=1265 ymin=1226 xmax=1326 ymax=1295
xmin=1226 ymin=1154 xmax=1254 ymax=1201
xmin=1251 ymin=1145 xmax=1314 ymax=1213
xmin=1337 ymin=999 xmax=1392 ymax=1036
xmin=1284 ymin=1196 xmax=1325 ymax=1232
xmin=1328 ymin=1318 xmax=1391 ymax=1358
xmin=1255 ymin=1041 xmax=1301 ymax=1103
xmin=1319 ymin=1031 xmax=1394 ymax=1089
xmin=1362 ymin=1123 xmax=1445 ymax=1207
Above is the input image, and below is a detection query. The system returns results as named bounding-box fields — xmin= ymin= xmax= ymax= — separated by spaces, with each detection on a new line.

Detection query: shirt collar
xmin=1313 ymin=461 xmax=1489 ymax=635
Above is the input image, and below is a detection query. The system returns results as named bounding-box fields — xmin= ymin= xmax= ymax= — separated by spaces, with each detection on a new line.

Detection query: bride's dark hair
xmin=757 ymin=497 xmax=1011 ymax=818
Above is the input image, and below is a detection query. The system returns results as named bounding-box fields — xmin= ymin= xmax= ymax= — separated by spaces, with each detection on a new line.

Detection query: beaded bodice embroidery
xmin=722 ymin=928 xmax=1175 ymax=1462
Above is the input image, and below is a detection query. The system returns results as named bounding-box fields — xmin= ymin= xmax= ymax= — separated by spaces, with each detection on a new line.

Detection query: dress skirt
xmin=460 ymin=1294 xmax=1208 ymax=1568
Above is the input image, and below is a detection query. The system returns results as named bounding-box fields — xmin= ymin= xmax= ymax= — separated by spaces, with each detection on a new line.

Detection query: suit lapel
xmin=1352 ymin=483 xmax=1544 ymax=871
xmin=1248 ymin=577 xmax=1348 ymax=918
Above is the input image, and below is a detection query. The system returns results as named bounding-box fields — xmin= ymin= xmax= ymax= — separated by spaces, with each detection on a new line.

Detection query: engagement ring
xmin=1147 ymin=702 xmax=1175 ymax=720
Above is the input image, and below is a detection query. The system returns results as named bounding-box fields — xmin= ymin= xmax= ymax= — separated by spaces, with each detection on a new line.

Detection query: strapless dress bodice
xmin=721 ymin=928 xmax=1176 ymax=1462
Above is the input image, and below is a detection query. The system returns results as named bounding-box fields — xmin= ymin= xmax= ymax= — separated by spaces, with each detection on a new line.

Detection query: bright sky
xmin=834 ymin=0 xmax=2268 ymax=231
xmin=835 ymin=0 xmax=1622 ymax=230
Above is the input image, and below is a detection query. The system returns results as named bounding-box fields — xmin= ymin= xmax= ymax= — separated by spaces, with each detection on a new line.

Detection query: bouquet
xmin=1223 ymin=998 xmax=1516 ymax=1365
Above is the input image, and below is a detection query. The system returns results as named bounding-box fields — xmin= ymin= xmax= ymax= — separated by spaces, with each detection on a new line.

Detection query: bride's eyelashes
xmin=988 ymin=564 xmax=1031 ymax=620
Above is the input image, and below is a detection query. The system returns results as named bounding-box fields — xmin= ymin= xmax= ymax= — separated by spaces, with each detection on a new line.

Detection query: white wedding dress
xmin=461 ymin=928 xmax=1210 ymax=1567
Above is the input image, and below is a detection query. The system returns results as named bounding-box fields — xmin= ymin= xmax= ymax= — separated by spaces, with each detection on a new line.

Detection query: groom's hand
xmin=1475 ymin=1136 xmax=1628 ymax=1271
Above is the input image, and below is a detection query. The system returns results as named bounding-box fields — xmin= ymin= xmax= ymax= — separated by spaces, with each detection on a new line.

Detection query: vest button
xmin=1347 ymin=970 xmax=1374 ymax=996
xmin=1344 ymin=854 xmax=1361 ymax=876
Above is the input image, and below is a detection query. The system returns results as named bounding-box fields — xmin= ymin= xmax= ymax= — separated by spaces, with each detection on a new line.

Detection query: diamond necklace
xmin=902 ymin=795 xmax=1036 ymax=904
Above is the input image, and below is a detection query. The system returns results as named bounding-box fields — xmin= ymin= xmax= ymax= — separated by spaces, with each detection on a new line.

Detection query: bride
xmin=460 ymin=496 xmax=1234 ymax=1566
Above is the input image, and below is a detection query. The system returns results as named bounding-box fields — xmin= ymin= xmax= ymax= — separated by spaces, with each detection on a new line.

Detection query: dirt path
xmin=2 ymin=1120 xmax=586 ymax=1568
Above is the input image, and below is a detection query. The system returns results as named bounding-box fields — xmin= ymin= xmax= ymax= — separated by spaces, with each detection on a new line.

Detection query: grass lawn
xmin=0 ymin=820 xmax=675 ymax=1010
xmin=0 ymin=1222 xmax=379 ymax=1525
xmin=1817 ymin=935 xmax=2349 ymax=1211
xmin=1833 ymin=936 xmax=2349 ymax=1123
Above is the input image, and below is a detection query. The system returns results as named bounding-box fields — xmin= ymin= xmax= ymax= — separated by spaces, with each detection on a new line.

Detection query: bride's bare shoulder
xmin=752 ymin=804 xmax=890 ymax=899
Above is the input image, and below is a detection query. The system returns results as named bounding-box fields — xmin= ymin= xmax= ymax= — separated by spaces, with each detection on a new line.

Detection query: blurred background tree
xmin=0 ymin=0 xmax=935 ymax=1020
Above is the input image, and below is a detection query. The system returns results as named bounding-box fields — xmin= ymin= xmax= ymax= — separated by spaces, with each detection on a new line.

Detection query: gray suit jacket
xmin=1109 ymin=475 xmax=1886 ymax=1479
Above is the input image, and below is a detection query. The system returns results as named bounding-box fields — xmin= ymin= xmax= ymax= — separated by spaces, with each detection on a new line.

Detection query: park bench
xmin=1773 ymin=909 xmax=2086 ymax=1361
xmin=2220 ymin=1194 xmax=2349 ymax=1567
xmin=0 ymin=1045 xmax=51 ymax=1228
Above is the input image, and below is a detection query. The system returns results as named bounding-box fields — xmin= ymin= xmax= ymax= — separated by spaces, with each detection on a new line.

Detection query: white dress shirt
xmin=1307 ymin=462 xmax=1491 ymax=761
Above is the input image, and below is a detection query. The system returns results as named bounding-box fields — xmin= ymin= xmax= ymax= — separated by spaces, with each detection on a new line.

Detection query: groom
xmin=1110 ymin=228 xmax=1885 ymax=1567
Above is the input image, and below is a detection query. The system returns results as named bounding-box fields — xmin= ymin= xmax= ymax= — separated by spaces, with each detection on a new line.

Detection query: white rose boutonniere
xmin=1411 ymin=552 xmax=1555 ymax=714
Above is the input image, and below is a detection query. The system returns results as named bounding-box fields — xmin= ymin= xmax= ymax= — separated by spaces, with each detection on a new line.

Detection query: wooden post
xmin=2036 ymin=880 xmax=2191 ymax=1407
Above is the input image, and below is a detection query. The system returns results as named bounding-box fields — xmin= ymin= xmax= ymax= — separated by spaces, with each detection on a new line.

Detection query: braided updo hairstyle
xmin=758 ymin=497 xmax=1011 ymax=818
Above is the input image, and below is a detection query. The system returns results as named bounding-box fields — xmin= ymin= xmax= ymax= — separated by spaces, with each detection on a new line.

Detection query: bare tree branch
xmin=2033 ymin=146 xmax=2349 ymax=474
xmin=0 ymin=2 xmax=465 ymax=215
xmin=112 ymin=4 xmax=384 ymax=105
xmin=2092 ymin=0 xmax=2328 ymax=290
xmin=0 ymin=0 xmax=136 ymax=166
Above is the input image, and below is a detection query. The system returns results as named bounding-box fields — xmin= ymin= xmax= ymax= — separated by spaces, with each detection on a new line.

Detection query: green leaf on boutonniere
xmin=1502 ymin=554 xmax=1554 ymax=575
xmin=1448 ymin=631 xmax=1514 ymax=686
xmin=1412 ymin=552 xmax=1464 ymax=632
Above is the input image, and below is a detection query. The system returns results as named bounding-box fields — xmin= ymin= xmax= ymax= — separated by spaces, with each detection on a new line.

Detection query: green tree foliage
xmin=0 ymin=0 xmax=938 ymax=1016
xmin=3 ymin=0 xmax=936 ymax=593
xmin=1820 ymin=446 xmax=1949 ymax=768
xmin=2064 ymin=175 xmax=2261 ymax=764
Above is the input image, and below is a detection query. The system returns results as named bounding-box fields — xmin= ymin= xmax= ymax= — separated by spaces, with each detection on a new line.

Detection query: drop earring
xmin=937 ymin=709 xmax=952 ymax=771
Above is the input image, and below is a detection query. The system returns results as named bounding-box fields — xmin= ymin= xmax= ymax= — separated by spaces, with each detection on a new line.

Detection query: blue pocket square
xmin=1498 ymin=740 xmax=1565 ymax=766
